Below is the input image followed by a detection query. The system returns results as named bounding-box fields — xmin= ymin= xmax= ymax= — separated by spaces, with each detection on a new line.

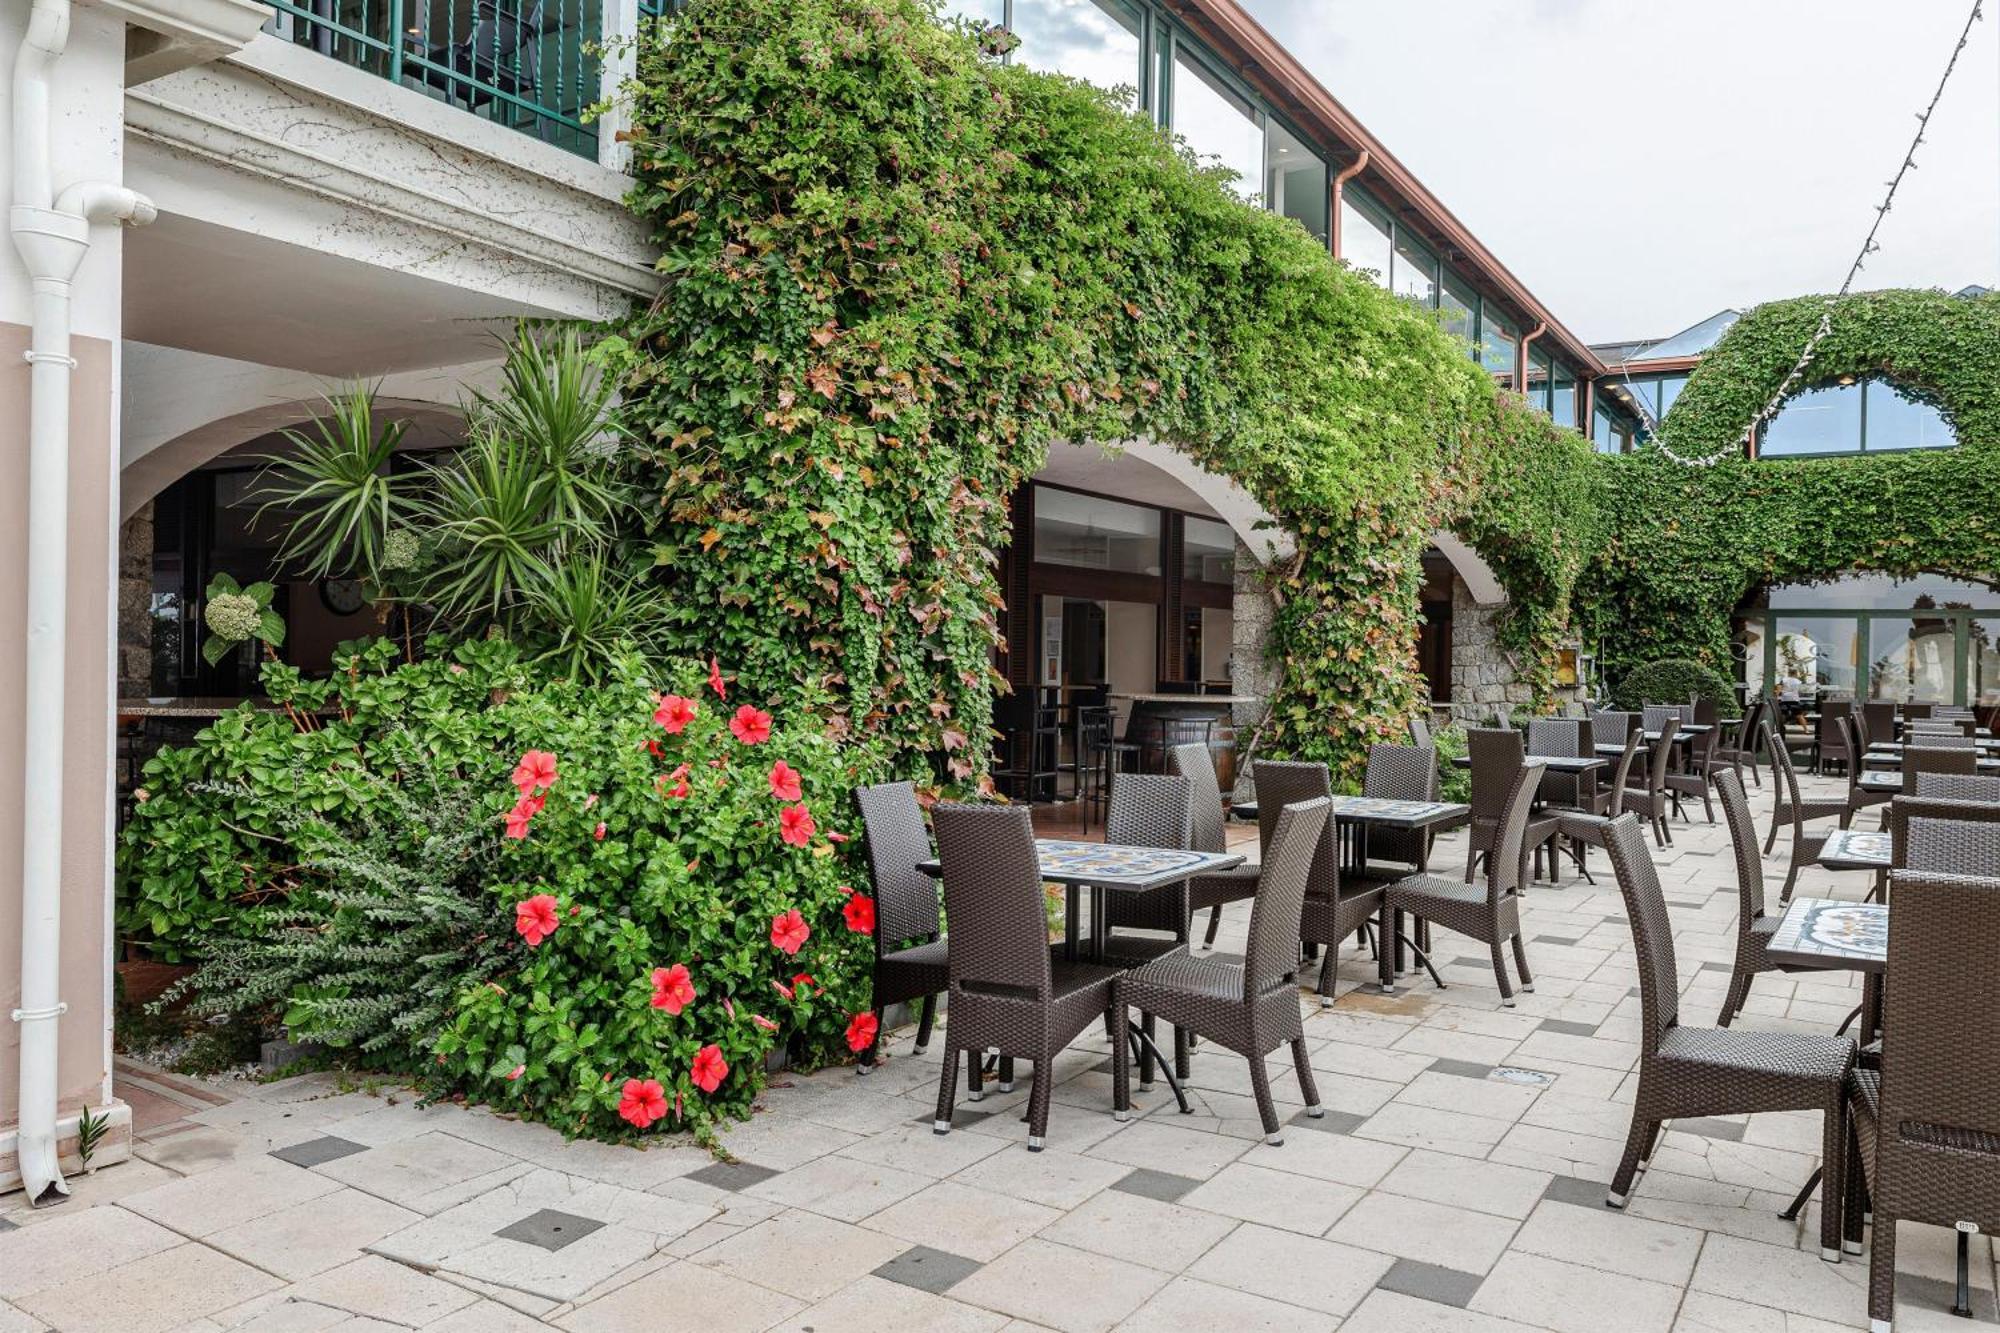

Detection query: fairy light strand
xmin=1626 ymin=0 xmax=1985 ymax=467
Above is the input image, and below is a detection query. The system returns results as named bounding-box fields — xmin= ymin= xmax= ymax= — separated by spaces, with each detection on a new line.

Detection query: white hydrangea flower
xmin=204 ymin=592 xmax=262 ymax=642
xmin=381 ymin=528 xmax=420 ymax=571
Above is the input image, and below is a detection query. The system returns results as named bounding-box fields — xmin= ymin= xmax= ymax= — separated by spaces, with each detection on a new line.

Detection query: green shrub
xmin=120 ymin=640 xmax=887 ymax=1136
xmin=1432 ymin=724 xmax=1470 ymax=804
xmin=1611 ymin=658 xmax=1734 ymax=711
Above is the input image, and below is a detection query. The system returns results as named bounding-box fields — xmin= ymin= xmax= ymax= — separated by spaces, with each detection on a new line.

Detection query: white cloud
xmin=1239 ymin=0 xmax=2000 ymax=343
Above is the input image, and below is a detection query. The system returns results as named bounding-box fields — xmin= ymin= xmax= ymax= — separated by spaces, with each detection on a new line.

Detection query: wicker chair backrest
xmin=1167 ymin=742 xmax=1226 ymax=854
xmin=1409 ymin=715 xmax=1434 ymax=749
xmin=1637 ymin=723 xmax=1677 ymax=795
xmin=1105 ymin=773 xmax=1194 ymax=934
xmin=1467 ymin=728 xmax=1526 ymax=823
xmin=1592 ymin=710 xmax=1639 ymax=742
xmin=1606 ymin=726 xmax=1645 ymax=816
xmin=933 ymin=803 xmax=1051 ymax=1000
xmin=1913 ymin=771 xmax=2000 ymax=802
xmin=857 ymin=781 xmax=940 ymax=946
xmin=1642 ymin=704 xmax=1685 ymax=735
xmin=1526 ymin=719 xmax=1582 ymax=758
xmin=1243 ymin=797 xmax=1330 ymax=999
xmin=1366 ymin=743 xmax=1438 ymax=801
xmin=1903 ymin=747 xmax=1978 ymax=792
xmin=1485 ymin=759 xmax=1547 ymax=902
xmin=1886 ymin=795 xmax=2000 ymax=873
xmin=1596 ymin=810 xmax=1682 ymax=1052
xmin=1878 ymin=869 xmax=2000 ymax=1173
xmin=1907 ymin=730 xmax=1976 ymax=748
xmin=1714 ymin=769 xmax=1766 ymax=930
xmin=1863 ymin=701 xmax=1898 ymax=743
xmin=1764 ymin=717 xmax=1807 ymax=826
xmin=1250 ymin=760 xmax=1336 ymax=898
xmin=1902 ymin=702 xmax=1934 ymax=720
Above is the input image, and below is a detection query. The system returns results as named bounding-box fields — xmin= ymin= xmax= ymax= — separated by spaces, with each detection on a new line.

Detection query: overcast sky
xmin=1238 ymin=0 xmax=2000 ymax=344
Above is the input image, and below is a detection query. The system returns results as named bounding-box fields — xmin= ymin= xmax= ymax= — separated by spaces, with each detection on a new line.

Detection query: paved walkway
xmin=3 ymin=770 xmax=1995 ymax=1332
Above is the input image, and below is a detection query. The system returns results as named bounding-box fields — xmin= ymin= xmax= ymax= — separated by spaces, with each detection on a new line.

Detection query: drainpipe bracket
xmin=22 ymin=349 xmax=76 ymax=367
xmin=11 ymin=1002 xmax=69 ymax=1023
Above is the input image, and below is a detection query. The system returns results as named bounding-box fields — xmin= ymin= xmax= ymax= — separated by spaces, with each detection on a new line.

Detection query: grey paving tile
xmin=915 ymin=1109 xmax=993 ymax=1130
xmin=492 ymin=1208 xmax=606 ymax=1253
xmin=1532 ymin=935 xmax=1579 ymax=947
xmin=270 ymin=1136 xmax=369 ymax=1169
xmin=1374 ymin=1257 xmax=1485 ymax=1309
xmin=1540 ymin=1173 xmax=1608 ymax=1208
xmin=1670 ymin=1117 xmax=1747 ymax=1143
xmin=0 ymin=1216 xmax=14 ymax=1232
xmin=1900 ymin=1271 xmax=2000 ymax=1323
xmin=1289 ymin=1106 xmax=1368 ymax=1135
xmin=873 ymin=1244 xmax=983 ymax=1295
xmin=1536 ymin=1019 xmax=1599 ymax=1038
xmin=1109 ymin=1168 xmax=1201 ymax=1204
xmin=1426 ymin=1058 xmax=1494 ymax=1081
xmin=1698 ymin=960 xmax=1737 ymax=973
xmin=684 ymin=1161 xmax=780 ymax=1192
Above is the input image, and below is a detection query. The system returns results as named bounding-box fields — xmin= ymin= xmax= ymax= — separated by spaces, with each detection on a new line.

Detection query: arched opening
xmin=1735 ymin=570 xmax=2000 ymax=706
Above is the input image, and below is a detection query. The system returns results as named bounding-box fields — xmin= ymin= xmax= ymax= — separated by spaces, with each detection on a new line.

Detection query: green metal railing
xmin=261 ymin=0 xmax=603 ymax=157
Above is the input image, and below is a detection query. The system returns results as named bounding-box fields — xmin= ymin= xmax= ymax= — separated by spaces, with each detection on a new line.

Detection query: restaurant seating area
xmin=15 ymin=696 xmax=1996 ymax=1332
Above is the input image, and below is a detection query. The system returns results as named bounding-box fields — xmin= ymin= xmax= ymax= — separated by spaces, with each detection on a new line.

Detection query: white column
xmin=595 ymin=0 xmax=639 ymax=175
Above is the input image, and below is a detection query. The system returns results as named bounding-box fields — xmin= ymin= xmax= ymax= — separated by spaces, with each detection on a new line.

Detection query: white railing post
xmin=597 ymin=0 xmax=639 ymax=173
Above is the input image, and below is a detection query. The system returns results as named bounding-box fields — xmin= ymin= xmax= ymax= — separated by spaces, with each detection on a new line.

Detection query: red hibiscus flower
xmin=691 ymin=1044 xmax=729 ymax=1093
xmin=770 ymin=909 xmax=810 ymax=955
xmin=654 ymin=694 xmax=698 ymax=734
xmin=658 ymin=762 xmax=692 ymax=800
xmin=825 ymin=830 xmax=849 ymax=844
xmin=772 ymin=978 xmax=795 ymax=1000
xmin=650 ymin=964 xmax=695 ymax=1015
xmin=708 ymin=657 xmax=728 ymax=699
xmin=505 ymin=1064 xmax=525 ymax=1081
xmin=845 ymin=1011 xmax=879 ymax=1053
xmin=779 ymin=803 xmax=817 ymax=847
xmin=618 ymin=1077 xmax=668 ymax=1129
xmin=503 ymin=795 xmax=539 ymax=841
xmin=730 ymin=705 xmax=773 ymax=745
xmin=842 ymin=893 xmax=876 ymax=935
xmin=750 ymin=1013 xmax=779 ymax=1032
xmin=515 ymin=894 xmax=559 ymax=947
xmin=792 ymin=972 xmax=818 ymax=992
xmin=511 ymin=750 xmax=559 ymax=795
xmin=767 ymin=760 xmax=803 ymax=802
xmin=593 ymin=821 xmax=607 ymax=841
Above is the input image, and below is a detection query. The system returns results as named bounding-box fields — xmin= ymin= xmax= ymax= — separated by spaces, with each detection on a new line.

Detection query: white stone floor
xmin=4 ymin=769 xmax=1996 ymax=1332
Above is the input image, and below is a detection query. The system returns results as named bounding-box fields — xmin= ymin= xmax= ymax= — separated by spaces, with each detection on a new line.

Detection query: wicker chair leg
xmin=1509 ymin=934 xmax=1535 ymax=992
xmin=913 ymin=995 xmax=936 ymax=1054
xmin=1139 ymin=1013 xmax=1157 ymax=1088
xmin=1109 ymin=1004 xmax=1131 ymax=1122
xmin=1867 ymin=1210 xmax=1896 ymax=1331
xmin=1174 ymin=1025 xmax=1190 ymax=1081
xmin=1700 ymin=785 xmax=1715 ymax=824
xmin=1764 ymin=809 xmax=1782 ymax=855
xmin=1202 ymin=904 xmax=1223 ymax=950
xmin=1607 ymin=1116 xmax=1656 ymax=1207
xmin=1290 ymin=1036 xmax=1321 ymax=1114
xmin=1488 ymin=939 xmax=1516 ymax=1007
xmin=1464 ymin=849 xmax=1479 ymax=883
xmin=1817 ymin=1102 xmax=1845 ymax=1262
xmin=1246 ymin=1050 xmax=1283 ymax=1145
xmin=1025 ymin=1055 xmax=1056 ymax=1152
xmin=1316 ymin=944 xmax=1338 ymax=1009
xmin=998 ymin=1056 xmax=1016 ymax=1093
xmin=1841 ymin=1118 xmax=1867 ymax=1257
xmin=1716 ymin=973 xmax=1751 ymax=1027
xmin=966 ymin=1049 xmax=984 ymax=1103
xmin=933 ymin=1046 xmax=958 ymax=1134
xmin=1780 ymin=855 xmax=1804 ymax=903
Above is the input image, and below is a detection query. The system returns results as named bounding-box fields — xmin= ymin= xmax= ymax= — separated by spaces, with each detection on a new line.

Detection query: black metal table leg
xmin=1779 ymin=1167 xmax=1822 ymax=1221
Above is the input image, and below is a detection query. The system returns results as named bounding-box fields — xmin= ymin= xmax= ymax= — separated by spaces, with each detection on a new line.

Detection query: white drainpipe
xmin=10 ymin=0 xmax=155 ymax=1206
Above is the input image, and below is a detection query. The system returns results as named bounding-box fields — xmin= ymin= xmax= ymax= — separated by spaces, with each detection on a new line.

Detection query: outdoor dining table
xmin=1228 ymin=793 xmax=1471 ymax=874
xmin=1592 ymin=726 xmax=1702 ymax=758
xmin=1817 ymin=828 xmax=1891 ymax=872
xmin=1862 ymin=749 xmax=2000 ymax=772
xmin=914 ymin=837 xmax=1245 ymax=1112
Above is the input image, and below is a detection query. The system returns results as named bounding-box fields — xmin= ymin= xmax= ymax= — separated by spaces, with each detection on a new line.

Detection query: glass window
xmin=1012 ymin=0 xmax=1143 ymax=96
xmin=1655 ymin=373 xmax=1688 ymax=419
xmin=1183 ymin=516 xmax=1235 ymax=584
xmin=1592 ymin=405 xmax=1624 ymax=455
xmin=1032 ymin=486 xmax=1161 ymax=574
xmin=938 ymin=0 xmax=1003 ymax=21
xmin=1549 ymin=363 xmax=1576 ymax=429
xmin=1338 ymin=193 xmax=1393 ymax=288
xmin=1865 ymin=380 xmax=1955 ymax=451
xmin=1870 ymin=616 xmax=1957 ymax=703
xmin=1524 ymin=345 xmax=1553 ymax=415
xmin=1759 ymin=381 xmax=1863 ymax=456
xmin=1766 ymin=571 xmax=2000 ymax=612
xmin=1392 ymin=228 xmax=1437 ymax=307
xmin=1739 ymin=619 xmax=1767 ymax=698
xmin=1439 ymin=272 xmax=1476 ymax=347
xmin=1171 ymin=48 xmax=1263 ymax=200
xmin=1774 ymin=617 xmax=1860 ymax=700
xmin=1479 ymin=304 xmax=1517 ymax=381
xmin=1184 ymin=605 xmax=1233 ymax=683
xmin=1263 ymin=119 xmax=1327 ymax=241
xmin=1971 ymin=619 xmax=2000 ymax=705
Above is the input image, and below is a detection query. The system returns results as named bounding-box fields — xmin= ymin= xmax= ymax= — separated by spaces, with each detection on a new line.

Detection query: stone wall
xmin=1446 ymin=573 xmax=1584 ymax=723
xmin=1228 ymin=538 xmax=1275 ymax=798
xmin=118 ymin=503 xmax=154 ymax=699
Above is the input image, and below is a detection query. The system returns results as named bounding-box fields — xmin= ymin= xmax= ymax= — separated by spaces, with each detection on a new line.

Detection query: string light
xmin=1627 ymin=0 xmax=1985 ymax=467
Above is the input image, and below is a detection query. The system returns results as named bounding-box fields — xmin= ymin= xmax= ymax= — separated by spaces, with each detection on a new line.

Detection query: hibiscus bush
xmin=121 ymin=639 xmax=891 ymax=1137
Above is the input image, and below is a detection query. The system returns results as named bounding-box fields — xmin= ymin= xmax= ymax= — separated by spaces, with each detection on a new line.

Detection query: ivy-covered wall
xmin=1585 ymin=288 xmax=2000 ymax=684
xmin=616 ymin=0 xmax=1593 ymax=783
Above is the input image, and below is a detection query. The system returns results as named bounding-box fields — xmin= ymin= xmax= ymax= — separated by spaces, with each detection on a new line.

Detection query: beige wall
xmin=0 ymin=324 xmax=118 ymax=1135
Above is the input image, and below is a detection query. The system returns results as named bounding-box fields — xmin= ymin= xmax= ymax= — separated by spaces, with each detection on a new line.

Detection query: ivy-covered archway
xmin=1586 ymin=289 xmax=2000 ymax=684
xmin=616 ymin=0 xmax=1589 ymax=783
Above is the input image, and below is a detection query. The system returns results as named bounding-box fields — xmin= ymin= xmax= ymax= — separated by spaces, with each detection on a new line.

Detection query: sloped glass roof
xmin=1631 ymin=309 xmax=1741 ymax=361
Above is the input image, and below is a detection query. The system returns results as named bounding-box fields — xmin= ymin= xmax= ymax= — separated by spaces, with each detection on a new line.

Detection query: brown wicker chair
xmin=1844 ymin=869 xmax=2000 ymax=1330
xmin=1621 ymin=725 xmax=1682 ymax=848
xmin=1112 ymin=796 xmax=1330 ymax=1145
xmin=1251 ymin=760 xmax=1389 ymax=1007
xmin=1716 ymin=697 xmax=1765 ymax=789
xmin=1665 ymin=720 xmax=1722 ymax=824
xmin=1839 ymin=715 xmax=1894 ymax=829
xmin=930 ymin=802 xmax=1121 ymax=1152
xmin=1902 ymin=746 xmax=1977 ymax=793
xmin=1408 ymin=714 xmax=1433 ymax=749
xmin=855 ymin=780 xmax=949 ymax=1071
xmin=1568 ymin=810 xmax=1855 ymax=1262
xmin=1168 ymin=741 xmax=1260 ymax=952
xmin=1713 ymin=769 xmax=1844 ymax=1026
xmin=1642 ymin=704 xmax=1686 ymax=737
xmin=1465 ymin=728 xmax=1560 ymax=884
xmin=1764 ymin=716 xmax=1851 ymax=901
xmin=1904 ymin=730 xmax=1977 ymax=749
xmin=1358 ymin=741 xmax=1440 ymax=877
xmin=1817 ymin=699 xmax=1856 ymax=776
xmin=1913 ymin=771 xmax=2000 ymax=801
xmin=1379 ymin=758 xmax=1545 ymax=1006
xmin=1862 ymin=700 xmax=1897 ymax=747
xmin=1101 ymin=772 xmax=1195 ymax=1087
xmin=1884 ymin=796 xmax=2000 ymax=876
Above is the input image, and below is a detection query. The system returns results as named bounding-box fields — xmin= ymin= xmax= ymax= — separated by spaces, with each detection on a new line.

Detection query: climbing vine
xmin=1586 ymin=288 xmax=2000 ymax=684
xmin=616 ymin=0 xmax=1577 ymax=782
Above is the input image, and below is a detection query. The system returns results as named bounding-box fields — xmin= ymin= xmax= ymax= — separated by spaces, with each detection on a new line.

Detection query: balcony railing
xmin=259 ymin=0 xmax=604 ymax=157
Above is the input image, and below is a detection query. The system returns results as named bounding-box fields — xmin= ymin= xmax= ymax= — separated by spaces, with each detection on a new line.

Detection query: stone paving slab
xmin=3 ymin=772 xmax=1997 ymax=1330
